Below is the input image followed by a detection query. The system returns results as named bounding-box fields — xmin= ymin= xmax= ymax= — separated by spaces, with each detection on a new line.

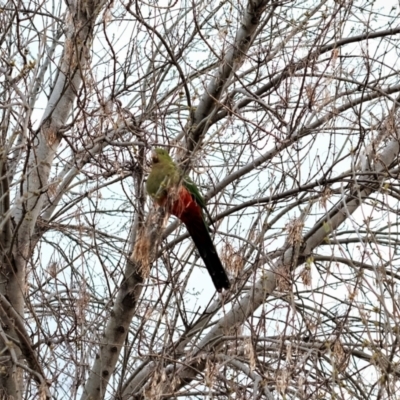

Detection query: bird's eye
xmin=152 ymin=154 xmax=159 ymax=163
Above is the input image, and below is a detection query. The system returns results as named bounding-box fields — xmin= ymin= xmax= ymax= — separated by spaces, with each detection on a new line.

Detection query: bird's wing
xmin=182 ymin=176 xmax=207 ymax=210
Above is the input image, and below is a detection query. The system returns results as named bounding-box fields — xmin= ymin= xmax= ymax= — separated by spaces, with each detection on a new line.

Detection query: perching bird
xmin=146 ymin=148 xmax=230 ymax=292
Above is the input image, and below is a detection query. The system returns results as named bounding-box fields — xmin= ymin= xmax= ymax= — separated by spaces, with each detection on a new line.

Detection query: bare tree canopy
xmin=1 ymin=0 xmax=400 ymax=398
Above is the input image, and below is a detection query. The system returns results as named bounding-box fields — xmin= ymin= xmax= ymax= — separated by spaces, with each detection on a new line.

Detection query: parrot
xmin=146 ymin=148 xmax=230 ymax=292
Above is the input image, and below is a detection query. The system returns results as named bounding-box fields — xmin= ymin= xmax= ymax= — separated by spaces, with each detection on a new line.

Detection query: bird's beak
xmin=151 ymin=150 xmax=159 ymax=163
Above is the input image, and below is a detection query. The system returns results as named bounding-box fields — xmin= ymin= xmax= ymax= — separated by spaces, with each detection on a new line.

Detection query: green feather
xmin=147 ymin=148 xmax=207 ymax=212
xmin=146 ymin=148 xmax=230 ymax=291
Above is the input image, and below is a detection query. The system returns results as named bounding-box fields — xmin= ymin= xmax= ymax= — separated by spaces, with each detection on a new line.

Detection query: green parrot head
xmin=151 ymin=148 xmax=173 ymax=165
xmin=147 ymin=147 xmax=179 ymax=201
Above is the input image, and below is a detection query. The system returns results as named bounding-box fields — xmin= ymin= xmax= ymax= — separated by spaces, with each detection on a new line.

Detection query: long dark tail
xmin=184 ymin=219 xmax=230 ymax=292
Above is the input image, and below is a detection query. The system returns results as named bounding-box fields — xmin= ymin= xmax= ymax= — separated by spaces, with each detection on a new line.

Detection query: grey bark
xmin=0 ymin=1 xmax=106 ymax=397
